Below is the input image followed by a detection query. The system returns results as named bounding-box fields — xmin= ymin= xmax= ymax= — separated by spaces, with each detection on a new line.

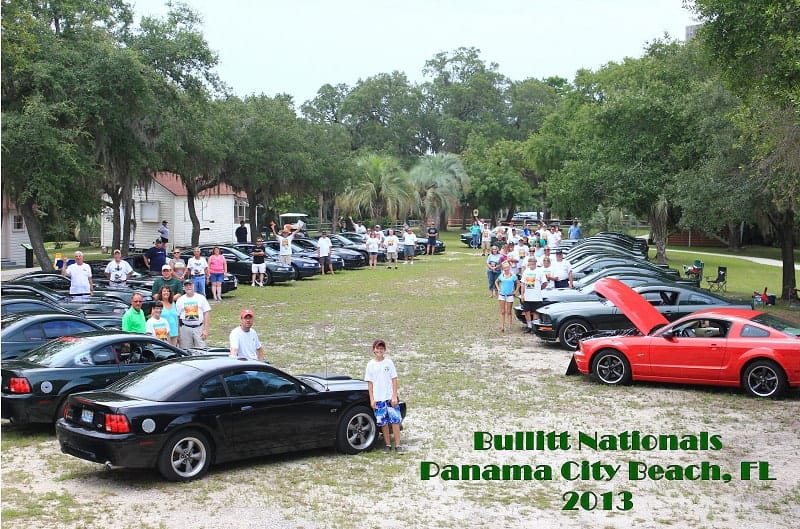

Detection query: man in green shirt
xmin=121 ymin=293 xmax=147 ymax=333
xmin=152 ymin=264 xmax=184 ymax=300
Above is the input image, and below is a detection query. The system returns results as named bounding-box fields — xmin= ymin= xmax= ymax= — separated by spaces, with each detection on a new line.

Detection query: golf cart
xmin=279 ymin=213 xmax=309 ymax=236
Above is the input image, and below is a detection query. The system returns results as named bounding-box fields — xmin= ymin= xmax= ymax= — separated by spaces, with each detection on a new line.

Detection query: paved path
xmin=667 ymin=249 xmax=800 ymax=271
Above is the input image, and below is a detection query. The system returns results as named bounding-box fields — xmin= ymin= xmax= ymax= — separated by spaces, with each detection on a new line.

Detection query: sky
xmin=131 ymin=0 xmax=699 ymax=106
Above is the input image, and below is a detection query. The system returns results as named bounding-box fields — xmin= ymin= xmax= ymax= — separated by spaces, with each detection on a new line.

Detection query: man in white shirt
xmin=186 ymin=247 xmax=209 ymax=296
xmin=317 ymin=231 xmax=335 ymax=275
xmin=402 ymin=227 xmax=417 ymax=264
xmin=546 ymin=225 xmax=562 ymax=248
xmin=271 ymin=224 xmax=300 ymax=266
xmin=520 ymin=258 xmax=548 ymax=332
xmin=176 ymin=279 xmax=211 ymax=348
xmin=551 ymin=249 xmax=574 ymax=288
xmin=104 ymin=249 xmax=133 ymax=289
xmin=383 ymin=229 xmax=400 ymax=269
xmin=229 ymin=309 xmax=264 ymax=361
xmin=62 ymin=251 xmax=93 ymax=300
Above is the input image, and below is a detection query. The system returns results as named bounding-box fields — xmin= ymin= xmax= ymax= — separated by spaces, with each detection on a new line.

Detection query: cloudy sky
xmin=131 ymin=0 xmax=698 ymax=105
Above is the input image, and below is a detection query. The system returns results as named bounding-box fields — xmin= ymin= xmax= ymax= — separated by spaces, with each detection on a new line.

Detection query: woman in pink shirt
xmin=208 ymin=246 xmax=228 ymax=301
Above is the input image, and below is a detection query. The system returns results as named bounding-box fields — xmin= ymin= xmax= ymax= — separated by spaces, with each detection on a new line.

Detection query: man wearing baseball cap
xmin=175 ymin=278 xmax=211 ymax=348
xmin=152 ymin=263 xmax=184 ymax=300
xmin=229 ymin=309 xmax=265 ymax=361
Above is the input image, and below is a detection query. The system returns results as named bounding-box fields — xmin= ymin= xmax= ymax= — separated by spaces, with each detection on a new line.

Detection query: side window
xmin=224 ymin=371 xmax=268 ymax=397
xmin=200 ymin=375 xmax=226 ymax=398
xmin=20 ymin=324 xmax=46 ymax=341
xmin=42 ymin=320 xmax=95 ymax=339
xmin=91 ymin=346 xmax=118 ymax=366
xmin=680 ymin=293 xmax=715 ymax=306
xmin=741 ymin=325 xmax=770 ymax=338
xmin=149 ymin=342 xmax=183 ymax=362
xmin=641 ymin=292 xmax=665 ymax=306
xmin=256 ymin=371 xmax=300 ymax=395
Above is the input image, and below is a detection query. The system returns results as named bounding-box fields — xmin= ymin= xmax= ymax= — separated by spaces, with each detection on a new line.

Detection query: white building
xmin=100 ymin=172 xmax=250 ymax=251
xmin=1 ymin=198 xmax=30 ymax=266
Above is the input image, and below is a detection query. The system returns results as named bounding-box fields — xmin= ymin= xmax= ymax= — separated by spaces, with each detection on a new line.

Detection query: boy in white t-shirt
xmin=364 ymin=339 xmax=404 ymax=454
xmin=145 ymin=302 xmax=171 ymax=341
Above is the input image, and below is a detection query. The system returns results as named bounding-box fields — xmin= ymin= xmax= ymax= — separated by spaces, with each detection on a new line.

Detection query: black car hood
xmin=300 ymin=374 xmax=367 ymax=392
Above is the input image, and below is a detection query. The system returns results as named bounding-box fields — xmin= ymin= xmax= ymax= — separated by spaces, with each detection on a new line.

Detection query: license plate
xmin=81 ymin=408 xmax=94 ymax=424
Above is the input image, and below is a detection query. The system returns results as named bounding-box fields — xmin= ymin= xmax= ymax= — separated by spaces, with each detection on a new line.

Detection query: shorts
xmin=369 ymin=251 xmax=377 ymax=256
xmin=374 ymin=400 xmax=403 ymax=427
xmin=554 ymin=279 xmax=570 ymax=288
xmin=522 ymin=300 xmax=544 ymax=312
xmin=251 ymin=263 xmax=266 ymax=274
xmin=428 ymin=237 xmax=437 ymax=245
xmin=319 ymin=255 xmax=331 ymax=268
xmin=481 ymin=239 xmax=490 ymax=250
xmin=404 ymin=245 xmax=415 ymax=257
xmin=209 ymin=272 xmax=225 ymax=283
xmin=387 ymin=252 xmax=398 ymax=261
xmin=279 ymin=255 xmax=292 ymax=266
xmin=498 ymin=294 xmax=515 ymax=302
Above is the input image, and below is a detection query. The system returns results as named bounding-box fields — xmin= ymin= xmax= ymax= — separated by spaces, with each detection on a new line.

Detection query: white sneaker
xmin=251 ymin=282 xmax=255 ymax=286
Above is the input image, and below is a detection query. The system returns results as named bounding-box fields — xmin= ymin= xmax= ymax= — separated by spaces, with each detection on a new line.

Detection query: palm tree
xmin=337 ymin=153 xmax=413 ymax=221
xmin=409 ymin=153 xmax=469 ymax=230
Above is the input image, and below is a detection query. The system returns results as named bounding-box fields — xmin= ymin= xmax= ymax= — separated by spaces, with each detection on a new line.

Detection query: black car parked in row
xmin=56 ymin=356 xmax=407 ymax=481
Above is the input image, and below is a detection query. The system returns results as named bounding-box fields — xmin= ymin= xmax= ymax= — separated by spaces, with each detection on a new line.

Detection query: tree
xmin=1 ymin=0 xmax=134 ymax=268
xmin=337 ymin=153 xmax=413 ymax=221
xmin=691 ymin=0 xmax=799 ymax=297
xmin=409 ymin=153 xmax=469 ymax=230
xmin=221 ymin=95 xmax=312 ymax=239
xmin=422 ymin=47 xmax=509 ymax=153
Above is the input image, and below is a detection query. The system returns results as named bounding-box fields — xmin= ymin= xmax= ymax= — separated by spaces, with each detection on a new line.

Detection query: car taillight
xmin=104 ymin=414 xmax=131 ymax=433
xmin=8 ymin=377 xmax=31 ymax=394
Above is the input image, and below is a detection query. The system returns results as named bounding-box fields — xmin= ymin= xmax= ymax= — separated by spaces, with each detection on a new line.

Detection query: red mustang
xmin=572 ymin=278 xmax=800 ymax=398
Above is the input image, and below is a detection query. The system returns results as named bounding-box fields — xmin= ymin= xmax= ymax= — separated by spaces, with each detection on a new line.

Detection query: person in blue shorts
xmin=364 ymin=339 xmax=404 ymax=454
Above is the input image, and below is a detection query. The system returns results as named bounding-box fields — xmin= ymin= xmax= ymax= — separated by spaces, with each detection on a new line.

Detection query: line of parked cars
xmin=512 ymin=232 xmax=747 ymax=350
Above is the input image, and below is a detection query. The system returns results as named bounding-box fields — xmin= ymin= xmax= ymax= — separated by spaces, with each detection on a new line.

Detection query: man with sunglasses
xmin=121 ymin=293 xmax=147 ymax=334
xmin=104 ymin=249 xmax=133 ymax=289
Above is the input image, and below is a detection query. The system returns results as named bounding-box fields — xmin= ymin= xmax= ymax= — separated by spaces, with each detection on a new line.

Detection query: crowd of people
xmin=480 ymin=219 xmax=578 ymax=333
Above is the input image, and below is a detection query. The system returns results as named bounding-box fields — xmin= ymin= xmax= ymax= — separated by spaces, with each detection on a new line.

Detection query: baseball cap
xmin=183 ymin=278 xmax=193 ymax=285
xmin=555 ymin=249 xmax=563 ymax=254
xmin=372 ymin=339 xmax=386 ymax=349
xmin=240 ymin=309 xmax=254 ymax=318
xmin=113 ymin=249 xmax=121 ymax=254
xmin=161 ymin=264 xmax=172 ymax=270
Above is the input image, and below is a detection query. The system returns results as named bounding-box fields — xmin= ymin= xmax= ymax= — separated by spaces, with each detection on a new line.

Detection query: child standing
xmin=364 ymin=339 xmax=404 ymax=454
xmin=145 ymin=301 xmax=170 ymax=342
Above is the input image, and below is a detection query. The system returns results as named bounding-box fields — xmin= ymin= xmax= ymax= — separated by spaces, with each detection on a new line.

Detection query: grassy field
xmin=2 ymin=232 xmax=798 ymax=529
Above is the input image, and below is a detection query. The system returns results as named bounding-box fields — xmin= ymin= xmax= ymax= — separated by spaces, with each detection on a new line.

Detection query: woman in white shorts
xmin=494 ymin=261 xmax=519 ymax=333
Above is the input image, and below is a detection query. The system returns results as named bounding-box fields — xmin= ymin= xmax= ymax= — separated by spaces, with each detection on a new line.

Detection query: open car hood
xmin=595 ymin=278 xmax=669 ymax=335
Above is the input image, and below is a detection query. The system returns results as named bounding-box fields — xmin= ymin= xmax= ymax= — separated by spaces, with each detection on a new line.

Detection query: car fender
xmin=731 ymin=347 xmax=785 ymax=379
xmin=161 ymin=415 xmax=224 ymax=458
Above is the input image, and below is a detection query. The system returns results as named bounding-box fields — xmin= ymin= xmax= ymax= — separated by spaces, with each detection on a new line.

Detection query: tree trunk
xmin=187 ymin=193 xmax=201 ymax=247
xmin=778 ymin=209 xmax=797 ymax=300
xmin=649 ymin=212 xmax=668 ymax=264
xmin=78 ymin=219 xmax=91 ymax=246
xmin=727 ymin=222 xmax=741 ymax=250
xmin=245 ymin=191 xmax=261 ymax=244
xmin=20 ymin=200 xmax=53 ymax=271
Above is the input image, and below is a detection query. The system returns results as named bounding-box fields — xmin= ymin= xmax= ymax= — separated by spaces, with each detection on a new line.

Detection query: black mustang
xmin=2 ymin=331 xmax=224 ymax=424
xmin=56 ymin=356 xmax=407 ymax=481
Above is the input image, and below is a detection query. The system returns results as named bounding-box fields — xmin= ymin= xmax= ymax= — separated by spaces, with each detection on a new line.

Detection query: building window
xmin=234 ymin=200 xmax=249 ymax=222
xmin=140 ymin=201 xmax=160 ymax=222
xmin=12 ymin=214 xmax=24 ymax=231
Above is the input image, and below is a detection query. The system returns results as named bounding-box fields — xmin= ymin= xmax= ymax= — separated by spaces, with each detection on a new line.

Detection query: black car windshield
xmin=751 ymin=314 xmax=800 ymax=338
xmin=21 ymin=336 xmax=95 ymax=366
xmin=108 ymin=362 xmax=199 ymax=401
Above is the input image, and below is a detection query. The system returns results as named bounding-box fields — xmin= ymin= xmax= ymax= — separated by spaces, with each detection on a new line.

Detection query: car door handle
xmin=240 ymin=405 xmax=253 ymax=411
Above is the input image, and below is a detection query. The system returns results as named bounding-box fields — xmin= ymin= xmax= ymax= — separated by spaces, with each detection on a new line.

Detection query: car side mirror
xmin=661 ymin=329 xmax=675 ymax=339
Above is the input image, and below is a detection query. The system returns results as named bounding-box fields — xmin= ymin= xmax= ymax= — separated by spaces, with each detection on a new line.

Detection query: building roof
xmin=153 ymin=172 xmax=246 ymax=199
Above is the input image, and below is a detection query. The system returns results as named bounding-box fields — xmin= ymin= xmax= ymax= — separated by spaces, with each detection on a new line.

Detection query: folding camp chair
xmin=682 ymin=259 xmax=704 ymax=283
xmin=706 ymin=266 xmax=727 ymax=292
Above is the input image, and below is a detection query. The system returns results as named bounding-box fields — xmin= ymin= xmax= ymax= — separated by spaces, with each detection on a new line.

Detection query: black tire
xmin=157 ymin=429 xmax=212 ymax=482
xmin=558 ymin=318 xmax=592 ymax=351
xmin=290 ymin=265 xmax=299 ymax=281
xmin=263 ymin=269 xmax=273 ymax=286
xmin=742 ymin=360 xmax=787 ymax=398
xmin=591 ymin=349 xmax=632 ymax=386
xmin=336 ymin=406 xmax=377 ymax=454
